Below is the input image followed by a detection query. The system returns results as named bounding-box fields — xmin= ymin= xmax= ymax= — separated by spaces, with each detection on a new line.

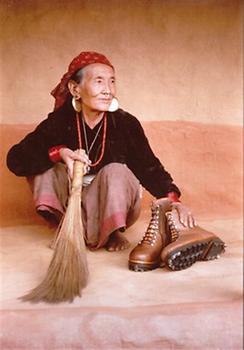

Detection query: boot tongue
xmin=153 ymin=198 xmax=172 ymax=211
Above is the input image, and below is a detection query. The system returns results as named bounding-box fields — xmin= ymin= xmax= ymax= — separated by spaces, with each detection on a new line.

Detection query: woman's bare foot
xmin=106 ymin=230 xmax=130 ymax=252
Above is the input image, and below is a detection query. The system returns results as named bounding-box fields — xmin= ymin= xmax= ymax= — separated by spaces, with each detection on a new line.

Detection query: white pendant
xmin=108 ymin=97 xmax=119 ymax=112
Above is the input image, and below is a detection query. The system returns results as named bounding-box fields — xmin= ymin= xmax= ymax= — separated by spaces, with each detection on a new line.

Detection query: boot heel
xmin=129 ymin=261 xmax=160 ymax=272
xmin=203 ymin=239 xmax=226 ymax=261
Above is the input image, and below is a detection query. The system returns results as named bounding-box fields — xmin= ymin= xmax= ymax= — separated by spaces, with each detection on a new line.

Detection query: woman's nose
xmin=102 ymin=87 xmax=111 ymax=96
xmin=102 ymin=81 xmax=115 ymax=96
xmin=102 ymin=84 xmax=111 ymax=95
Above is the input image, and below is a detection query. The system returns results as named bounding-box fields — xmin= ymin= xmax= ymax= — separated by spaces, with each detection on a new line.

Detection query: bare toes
xmin=105 ymin=231 xmax=130 ymax=252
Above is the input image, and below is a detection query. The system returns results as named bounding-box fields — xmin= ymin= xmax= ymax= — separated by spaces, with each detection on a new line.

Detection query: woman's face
xmin=77 ymin=63 xmax=116 ymax=113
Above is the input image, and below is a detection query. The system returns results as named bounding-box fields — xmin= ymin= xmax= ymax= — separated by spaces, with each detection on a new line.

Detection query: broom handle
xmin=50 ymin=149 xmax=86 ymax=249
xmin=72 ymin=149 xmax=86 ymax=192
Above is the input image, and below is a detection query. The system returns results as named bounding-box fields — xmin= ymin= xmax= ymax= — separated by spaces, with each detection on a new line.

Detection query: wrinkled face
xmin=77 ymin=63 xmax=116 ymax=112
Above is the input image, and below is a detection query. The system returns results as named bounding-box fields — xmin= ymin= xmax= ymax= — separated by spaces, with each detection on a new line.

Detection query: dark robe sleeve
xmin=126 ymin=115 xmax=181 ymax=198
xmin=6 ymin=112 xmax=66 ymax=176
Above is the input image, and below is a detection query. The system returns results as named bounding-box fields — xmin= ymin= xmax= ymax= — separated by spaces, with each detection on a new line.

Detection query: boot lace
xmin=165 ymin=212 xmax=180 ymax=242
xmin=139 ymin=205 xmax=160 ymax=246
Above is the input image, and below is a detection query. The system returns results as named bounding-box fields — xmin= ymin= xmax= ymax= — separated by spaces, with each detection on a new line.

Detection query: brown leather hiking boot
xmin=161 ymin=209 xmax=226 ymax=271
xmin=128 ymin=198 xmax=172 ymax=272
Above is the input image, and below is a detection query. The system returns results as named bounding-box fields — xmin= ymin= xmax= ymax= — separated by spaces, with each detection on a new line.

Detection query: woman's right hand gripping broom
xmin=60 ymin=147 xmax=91 ymax=179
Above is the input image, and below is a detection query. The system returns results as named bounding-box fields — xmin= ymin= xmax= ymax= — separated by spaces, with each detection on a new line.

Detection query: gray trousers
xmin=28 ymin=163 xmax=141 ymax=249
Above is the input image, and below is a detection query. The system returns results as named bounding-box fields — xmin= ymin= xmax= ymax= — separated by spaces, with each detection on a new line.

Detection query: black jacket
xmin=7 ymin=102 xmax=181 ymax=198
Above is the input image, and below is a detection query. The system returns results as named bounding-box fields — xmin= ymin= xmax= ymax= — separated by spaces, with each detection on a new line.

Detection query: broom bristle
xmin=21 ymin=188 xmax=89 ymax=303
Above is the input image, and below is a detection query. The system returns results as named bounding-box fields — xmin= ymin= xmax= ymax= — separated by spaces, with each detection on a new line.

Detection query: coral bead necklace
xmin=76 ymin=112 xmax=107 ymax=167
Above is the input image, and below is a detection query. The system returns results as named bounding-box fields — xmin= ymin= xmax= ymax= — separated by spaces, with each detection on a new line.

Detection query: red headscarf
xmin=51 ymin=51 xmax=114 ymax=110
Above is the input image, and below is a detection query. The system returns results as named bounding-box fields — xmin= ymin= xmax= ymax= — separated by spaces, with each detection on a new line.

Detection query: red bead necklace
xmin=76 ymin=112 xmax=107 ymax=167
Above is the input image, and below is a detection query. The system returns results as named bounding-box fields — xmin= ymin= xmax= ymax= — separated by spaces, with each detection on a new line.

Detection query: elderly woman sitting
xmin=7 ymin=51 xmax=225 ymax=272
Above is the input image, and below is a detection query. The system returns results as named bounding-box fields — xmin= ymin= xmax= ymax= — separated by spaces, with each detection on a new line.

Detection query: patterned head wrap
xmin=51 ymin=51 xmax=114 ymax=110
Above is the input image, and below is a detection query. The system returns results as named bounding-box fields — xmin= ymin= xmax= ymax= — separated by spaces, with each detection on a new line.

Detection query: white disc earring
xmin=72 ymin=97 xmax=82 ymax=112
xmin=108 ymin=97 xmax=119 ymax=112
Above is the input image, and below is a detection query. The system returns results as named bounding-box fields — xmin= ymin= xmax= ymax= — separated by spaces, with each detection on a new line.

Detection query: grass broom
xmin=21 ymin=149 xmax=89 ymax=303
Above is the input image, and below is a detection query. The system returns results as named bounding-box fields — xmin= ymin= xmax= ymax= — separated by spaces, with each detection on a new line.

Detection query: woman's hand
xmin=171 ymin=202 xmax=196 ymax=228
xmin=59 ymin=148 xmax=91 ymax=179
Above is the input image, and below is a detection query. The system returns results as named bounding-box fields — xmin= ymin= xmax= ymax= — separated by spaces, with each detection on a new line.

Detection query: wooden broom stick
xmin=21 ymin=149 xmax=89 ymax=303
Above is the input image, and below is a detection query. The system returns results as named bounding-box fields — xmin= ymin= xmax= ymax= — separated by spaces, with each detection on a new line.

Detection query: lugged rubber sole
xmin=128 ymin=260 xmax=161 ymax=272
xmin=165 ymin=238 xmax=226 ymax=271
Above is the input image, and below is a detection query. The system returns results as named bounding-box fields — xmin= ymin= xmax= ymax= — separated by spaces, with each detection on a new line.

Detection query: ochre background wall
xmin=0 ymin=0 xmax=242 ymax=125
xmin=0 ymin=0 xmax=242 ymax=224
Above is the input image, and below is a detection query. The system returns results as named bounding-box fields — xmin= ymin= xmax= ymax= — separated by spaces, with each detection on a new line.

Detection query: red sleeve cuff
xmin=48 ymin=145 xmax=66 ymax=163
xmin=167 ymin=191 xmax=181 ymax=202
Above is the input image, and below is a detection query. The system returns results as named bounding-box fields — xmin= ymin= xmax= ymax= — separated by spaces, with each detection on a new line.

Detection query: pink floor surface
xmin=0 ymin=122 xmax=243 ymax=349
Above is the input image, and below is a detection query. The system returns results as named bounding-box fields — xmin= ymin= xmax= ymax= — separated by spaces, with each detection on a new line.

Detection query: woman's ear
xmin=67 ymin=80 xmax=80 ymax=98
